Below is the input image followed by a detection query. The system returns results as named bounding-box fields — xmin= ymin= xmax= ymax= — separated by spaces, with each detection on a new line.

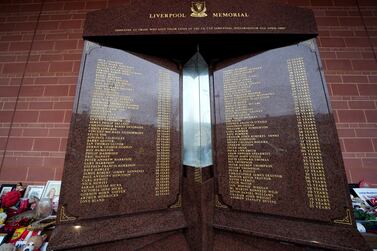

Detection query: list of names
xmin=223 ymin=67 xmax=282 ymax=204
xmin=80 ymin=59 xmax=144 ymax=204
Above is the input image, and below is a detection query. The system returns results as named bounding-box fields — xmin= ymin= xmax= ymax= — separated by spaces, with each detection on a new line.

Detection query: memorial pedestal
xmin=49 ymin=1 xmax=371 ymax=250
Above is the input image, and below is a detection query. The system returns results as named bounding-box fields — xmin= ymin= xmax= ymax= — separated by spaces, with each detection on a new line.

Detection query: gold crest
xmin=191 ymin=1 xmax=207 ymax=17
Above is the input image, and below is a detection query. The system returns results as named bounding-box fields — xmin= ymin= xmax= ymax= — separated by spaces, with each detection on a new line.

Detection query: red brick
xmin=365 ymin=110 xmax=377 ymax=122
xmin=23 ymin=128 xmax=48 ymax=137
xmin=9 ymin=128 xmax=22 ymax=137
xmin=44 ymin=158 xmax=65 ymax=168
xmin=349 ymin=167 xmax=377 ymax=183
xmin=85 ymin=1 xmax=107 ymax=9
xmin=34 ymin=77 xmax=58 ymax=85
xmin=336 ymin=52 xmax=361 ymax=59
xmin=49 ymin=62 xmax=73 ymax=72
xmin=55 ymin=40 xmax=77 ymax=50
xmin=3 ymin=102 xmax=16 ymax=110
xmin=48 ymin=14 xmax=73 ymax=21
xmin=0 ymin=137 xmax=7 ymax=150
xmin=326 ymin=59 xmax=352 ymax=70
xmin=362 ymin=155 xmax=377 ymax=167
xmin=57 ymin=77 xmax=77 ymax=85
xmin=339 ymin=17 xmax=363 ymax=26
xmin=338 ymin=110 xmax=366 ymax=122
xmin=353 ymin=60 xmax=377 ymax=71
xmin=45 ymin=33 xmax=68 ymax=40
xmin=331 ymin=84 xmax=358 ymax=95
xmin=44 ymin=85 xmax=69 ymax=96
xmin=64 ymin=53 xmax=81 ymax=61
xmin=3 ymin=63 xmax=25 ymax=73
xmin=355 ymin=129 xmax=377 ymax=137
xmin=29 ymin=102 xmax=53 ymax=109
xmin=7 ymin=137 xmax=33 ymax=151
xmin=358 ymin=84 xmax=377 ymax=96
xmin=60 ymin=138 xmax=68 ymax=151
xmin=318 ymin=51 xmax=336 ymax=59
xmin=19 ymin=86 xmax=44 ymax=97
xmin=3 ymin=156 xmax=44 ymax=169
xmin=64 ymin=110 xmax=72 ymax=123
xmin=64 ymin=2 xmax=85 ymax=10
xmin=369 ymin=76 xmax=377 ymax=83
xmin=37 ymin=21 xmax=59 ymax=30
xmin=344 ymin=138 xmax=374 ymax=152
xmin=320 ymin=38 xmax=345 ymax=47
xmin=337 ymin=128 xmax=355 ymax=137
xmin=0 ymin=86 xmax=19 ymax=97
xmin=55 ymin=166 xmax=64 ymax=179
xmin=40 ymin=54 xmax=64 ymax=61
xmin=329 ymin=30 xmax=354 ymax=37
xmin=316 ymin=17 xmax=339 ymax=26
xmin=342 ymin=75 xmax=369 ymax=83
xmin=331 ymin=100 xmax=348 ymax=109
xmin=19 ymin=3 xmax=41 ymax=12
xmin=335 ymin=0 xmax=358 ymax=5
xmin=1 ymin=35 xmax=22 ymax=42
xmin=325 ymin=75 xmax=342 ymax=83
xmin=0 ymin=55 xmax=17 ymax=62
xmin=26 ymin=62 xmax=49 ymax=73
xmin=31 ymin=41 xmax=55 ymax=51
xmin=34 ymin=138 xmax=60 ymax=151
xmin=359 ymin=0 xmax=377 ymax=6
xmin=68 ymin=85 xmax=76 ymax=96
xmin=14 ymin=22 xmax=37 ymax=31
xmin=72 ymin=14 xmax=86 ymax=20
xmin=0 ymin=111 xmax=12 ymax=122
xmin=15 ymin=102 xmax=28 ymax=110
xmin=43 ymin=2 xmax=64 ymax=11
xmin=107 ymin=0 xmax=129 ymax=7
xmin=0 ymin=42 xmax=9 ymax=51
xmin=9 ymin=42 xmax=31 ymax=51
xmin=0 ymin=165 xmax=27 ymax=181
xmin=13 ymin=111 xmax=38 ymax=122
xmin=0 ymin=129 xmax=9 ymax=137
xmin=48 ymin=128 xmax=68 ymax=137
xmin=27 ymin=166 xmax=55 ymax=182
xmin=54 ymin=101 xmax=73 ymax=109
xmin=345 ymin=38 xmax=371 ymax=47
xmin=365 ymin=17 xmax=377 ymax=27
xmin=38 ymin=111 xmax=65 ymax=122
xmin=325 ymin=10 xmax=349 ymax=16
xmin=59 ymin=20 xmax=82 ymax=30
xmin=349 ymin=101 xmax=376 ymax=109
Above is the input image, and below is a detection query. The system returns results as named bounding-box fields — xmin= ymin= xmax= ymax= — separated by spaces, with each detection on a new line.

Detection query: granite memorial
xmin=49 ymin=0 xmax=371 ymax=250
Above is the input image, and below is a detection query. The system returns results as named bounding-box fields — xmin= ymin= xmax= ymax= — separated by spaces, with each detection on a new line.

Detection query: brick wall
xmin=0 ymin=0 xmax=376 ymax=185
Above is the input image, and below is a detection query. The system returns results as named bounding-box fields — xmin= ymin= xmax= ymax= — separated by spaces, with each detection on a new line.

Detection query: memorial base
xmin=48 ymin=210 xmax=187 ymax=250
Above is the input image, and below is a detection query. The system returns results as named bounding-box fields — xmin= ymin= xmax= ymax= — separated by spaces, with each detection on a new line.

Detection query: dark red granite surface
xmin=49 ymin=1 xmax=371 ymax=250
xmin=84 ymin=0 xmax=317 ymax=37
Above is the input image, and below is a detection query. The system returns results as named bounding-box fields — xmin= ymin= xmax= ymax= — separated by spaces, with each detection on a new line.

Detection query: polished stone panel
xmin=212 ymin=39 xmax=369 ymax=250
xmin=49 ymin=41 xmax=185 ymax=250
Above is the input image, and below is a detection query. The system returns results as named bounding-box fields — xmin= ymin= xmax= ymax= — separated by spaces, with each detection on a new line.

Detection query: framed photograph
xmin=0 ymin=184 xmax=16 ymax=198
xmin=23 ymin=185 xmax=45 ymax=200
xmin=41 ymin=181 xmax=61 ymax=200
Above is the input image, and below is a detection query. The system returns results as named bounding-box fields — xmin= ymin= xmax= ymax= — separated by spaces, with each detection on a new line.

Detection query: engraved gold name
xmin=149 ymin=13 xmax=186 ymax=18
xmin=212 ymin=12 xmax=249 ymax=18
